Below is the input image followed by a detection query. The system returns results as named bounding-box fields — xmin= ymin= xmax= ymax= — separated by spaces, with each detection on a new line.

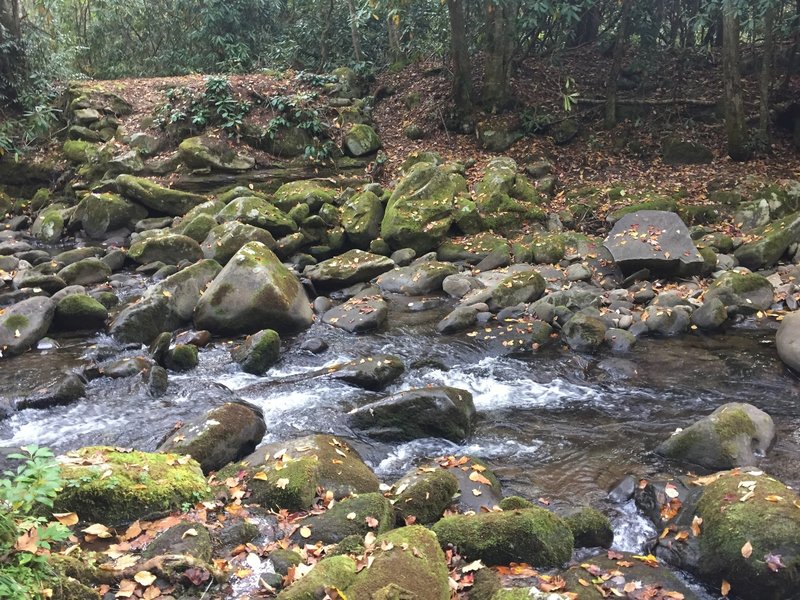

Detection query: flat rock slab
xmin=604 ymin=210 xmax=704 ymax=276
xmin=322 ymin=289 xmax=388 ymax=333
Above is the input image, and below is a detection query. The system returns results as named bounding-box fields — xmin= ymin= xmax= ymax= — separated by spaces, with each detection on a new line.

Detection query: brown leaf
xmin=365 ymin=516 xmax=379 ymax=528
xmin=721 ymin=580 xmax=731 ymax=597
xmin=14 ymin=528 xmax=39 ymax=553
xmin=53 ymin=512 xmax=79 ymax=527
xmin=468 ymin=471 xmax=492 ymax=486
xmin=690 ymin=515 xmax=702 ymax=537
xmin=741 ymin=541 xmax=753 ymax=559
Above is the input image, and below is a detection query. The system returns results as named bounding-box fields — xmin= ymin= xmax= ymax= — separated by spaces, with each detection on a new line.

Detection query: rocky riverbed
xmin=1 ymin=80 xmax=800 ymax=600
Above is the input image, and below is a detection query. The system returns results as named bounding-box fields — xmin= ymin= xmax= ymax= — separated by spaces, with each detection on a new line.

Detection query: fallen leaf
xmin=83 ymin=523 xmax=113 ymax=538
xmin=253 ymin=471 xmax=270 ymax=481
xmin=721 ymin=580 xmax=731 ymax=596
xmin=134 ymin=571 xmax=157 ymax=586
xmin=182 ymin=528 xmax=198 ymax=538
xmin=690 ymin=515 xmax=702 ymax=537
xmin=468 ymin=471 xmax=492 ymax=486
xmin=741 ymin=541 xmax=753 ymax=558
xmin=766 ymin=553 xmax=785 ymax=572
xmin=299 ymin=526 xmax=312 ymax=538
xmin=664 ymin=483 xmax=680 ymax=499
xmin=346 ymin=512 xmax=356 ymax=520
xmin=53 ymin=512 xmax=79 ymax=526
xmin=365 ymin=516 xmax=379 ymax=528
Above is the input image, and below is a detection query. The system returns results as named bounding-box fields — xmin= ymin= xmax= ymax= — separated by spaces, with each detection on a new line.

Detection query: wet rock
xmin=273 ymin=180 xmax=337 ymax=212
xmin=195 ymin=242 xmax=313 ymax=335
xmin=178 ymin=136 xmax=254 ymax=172
xmin=219 ymin=435 xmax=379 ymax=510
xmin=643 ymin=305 xmax=691 ymax=336
xmin=604 ymin=327 xmax=636 ymax=352
xmin=70 ymin=193 xmax=148 ymax=239
xmin=201 ymin=221 xmax=276 ymax=265
xmin=277 ymin=555 xmax=356 ymax=600
xmin=690 ymin=297 xmax=728 ymax=329
xmin=437 ymin=305 xmax=480 ymax=333
xmin=489 ymin=270 xmax=546 ymax=310
xmin=17 ymin=372 xmax=86 ymax=410
xmin=322 ymin=288 xmax=388 ymax=333
xmin=111 ymin=259 xmax=221 ymax=344
xmin=390 ymin=467 xmax=459 ymax=525
xmin=561 ymin=312 xmax=607 ymax=352
xmin=432 ymin=508 xmax=573 ymax=567
xmin=13 ymin=270 xmax=66 ymax=294
xmin=565 ymin=262 xmax=592 ymax=282
xmin=292 ymin=492 xmax=393 ymax=545
xmin=604 ymin=211 xmax=705 ymax=276
xmin=705 ymin=271 xmax=773 ymax=314
xmin=145 ymin=365 xmax=168 ymax=396
xmin=329 ymin=354 xmax=404 ymax=390
xmin=116 ymin=174 xmax=206 ymax=216
xmin=304 ymin=249 xmax=394 ymax=290
xmin=0 ymin=296 xmax=55 ymax=357
xmin=57 ymin=257 xmax=112 ymax=286
xmin=53 ymin=294 xmax=108 ymax=331
xmin=102 ymin=356 xmax=154 ymax=378
xmin=300 ymin=337 xmax=328 ymax=353
xmin=128 ymin=232 xmax=203 ymax=265
xmin=443 ymin=273 xmax=483 ymax=298
xmin=776 ymin=310 xmax=800 ymax=372
xmin=158 ymin=402 xmax=266 ymax=474
xmin=656 ymin=402 xmax=776 ymax=469
xmin=232 ymin=329 xmax=281 ymax=375
xmin=562 ymin=507 xmax=613 ymax=548
xmin=164 ymin=343 xmax=198 ymax=371
xmin=348 ymin=386 xmax=475 ymax=442
xmin=142 ymin=521 xmax=212 ymax=562
xmin=376 ymin=260 xmax=457 ymax=295
xmin=54 ymin=446 xmax=210 ymax=525
xmin=341 ymin=191 xmax=384 ymax=249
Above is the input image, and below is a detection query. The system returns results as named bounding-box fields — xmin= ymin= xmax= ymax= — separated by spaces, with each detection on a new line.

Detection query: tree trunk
xmin=758 ymin=2 xmax=774 ymax=140
xmin=483 ymin=0 xmax=517 ymax=111
xmin=569 ymin=4 xmax=600 ymax=47
xmin=722 ymin=0 xmax=750 ymax=160
xmin=345 ymin=0 xmax=363 ymax=63
xmin=387 ymin=15 xmax=402 ymax=63
xmin=318 ymin=0 xmax=335 ymax=70
xmin=0 ymin=0 xmax=22 ymax=104
xmin=447 ymin=0 xmax=472 ymax=113
xmin=605 ymin=0 xmax=632 ymax=128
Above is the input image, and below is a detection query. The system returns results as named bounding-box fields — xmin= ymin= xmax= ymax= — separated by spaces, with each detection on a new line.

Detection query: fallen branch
xmin=576 ymin=97 xmax=717 ymax=107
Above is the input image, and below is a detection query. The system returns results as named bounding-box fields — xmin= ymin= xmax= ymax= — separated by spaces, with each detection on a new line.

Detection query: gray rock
xmin=604 ymin=211 xmax=705 ymax=276
xmin=656 ymin=403 xmax=775 ymax=469
xmin=304 ymin=250 xmax=395 ymax=290
xmin=565 ymin=263 xmax=592 ymax=281
xmin=178 ymin=136 xmax=255 ymax=172
xmin=390 ymin=248 xmax=416 ymax=266
xmin=437 ymin=305 xmax=480 ymax=333
xmin=116 ymin=174 xmax=207 ymax=216
xmin=0 ymin=297 xmax=55 ymax=357
xmin=349 ymin=386 xmax=475 ymax=442
xmin=561 ymin=312 xmax=607 ymax=352
xmin=322 ymin=289 xmax=388 ymax=333
xmin=17 ymin=372 xmax=86 ymax=410
xmin=328 ymin=355 xmax=405 ymax=390
xmin=376 ymin=260 xmax=457 ymax=295
xmin=129 ymin=233 xmax=203 ymax=265
xmin=443 ymin=274 xmax=482 ymax=299
xmin=343 ymin=124 xmax=381 ymax=157
xmin=705 ymin=271 xmax=773 ymax=315
xmin=57 ymin=257 xmax=112 ymax=286
xmin=604 ymin=327 xmax=636 ymax=352
xmin=643 ymin=305 xmax=691 ymax=336
xmin=489 ymin=270 xmax=546 ymax=310
xmin=232 ymin=329 xmax=281 ymax=375
xmin=201 ymin=221 xmax=276 ymax=265
xmin=690 ymin=297 xmax=728 ymax=329
xmin=776 ymin=310 xmax=800 ymax=372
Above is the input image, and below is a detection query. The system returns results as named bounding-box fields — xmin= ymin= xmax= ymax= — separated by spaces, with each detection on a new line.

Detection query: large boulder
xmin=343 ymin=124 xmax=381 ymax=157
xmin=157 ymin=402 xmax=266 ymax=474
xmin=128 ymin=232 xmax=203 ymax=265
xmin=57 ymin=257 xmax=112 ymax=286
xmin=110 ymin=259 xmax=222 ymax=344
xmin=604 ymin=210 xmax=705 ymax=276
xmin=656 ymin=403 xmax=776 ymax=469
xmin=348 ymin=386 xmax=476 ymax=442
xmin=194 ymin=242 xmax=313 ymax=335
xmin=219 ymin=435 xmax=379 ymax=511
xmin=304 ymin=249 xmax=394 ymax=290
xmin=734 ymin=212 xmax=800 ymax=269
xmin=0 ymin=297 xmax=55 ymax=357
xmin=70 ymin=192 xmax=148 ymax=239
xmin=375 ymin=260 xmax=458 ymax=295
xmin=380 ymin=161 xmax=467 ymax=253
xmin=322 ymin=288 xmax=388 ymax=333
xmin=291 ymin=492 xmax=393 ymax=545
xmin=200 ymin=221 xmax=276 ymax=265
xmin=390 ymin=467 xmax=460 ymax=525
xmin=178 ymin=136 xmax=255 ymax=172
xmin=662 ymin=139 xmax=713 ymax=165
xmin=53 ymin=294 xmax=108 ymax=331
xmin=431 ymin=508 xmax=573 ymax=567
xmin=473 ymin=157 xmax=546 ymax=234
xmin=341 ymin=190 xmax=384 ymax=248
xmin=777 ymin=310 xmax=800 ymax=372
xmin=705 ymin=271 xmax=774 ymax=314
xmin=272 ymin=180 xmax=337 ymax=212
xmin=116 ymin=174 xmax=206 ymax=216
xmin=54 ymin=446 xmax=210 ymax=525
xmin=488 ymin=270 xmax=546 ymax=310
xmin=217 ymin=195 xmax=297 ymax=237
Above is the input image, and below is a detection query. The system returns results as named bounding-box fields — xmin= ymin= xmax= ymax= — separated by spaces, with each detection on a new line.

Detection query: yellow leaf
xmin=721 ymin=580 xmax=731 ymax=596
xmin=181 ymin=528 xmax=198 ymax=538
xmin=53 ymin=512 xmax=79 ymax=526
xmin=252 ymin=471 xmax=269 ymax=481
xmin=134 ymin=571 xmax=157 ymax=586
xmin=275 ymin=477 xmax=290 ymax=489
xmin=468 ymin=471 xmax=492 ymax=486
xmin=346 ymin=512 xmax=357 ymax=520
xmin=691 ymin=515 xmax=702 ymax=537
xmin=765 ymin=495 xmax=784 ymax=502
xmin=299 ymin=526 xmax=312 ymax=538
xmin=741 ymin=541 xmax=753 ymax=558
xmin=162 ymin=291 xmax=172 ymax=298
xmin=82 ymin=523 xmax=112 ymax=538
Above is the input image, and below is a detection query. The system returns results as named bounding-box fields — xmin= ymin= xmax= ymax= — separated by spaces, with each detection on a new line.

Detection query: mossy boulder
xmin=489 ymin=270 xmax=546 ymax=310
xmin=304 ymin=249 xmax=395 ymax=290
xmin=242 ymin=121 xmax=312 ymax=157
xmin=343 ymin=124 xmax=382 ymax=157
xmin=327 ymin=354 xmax=405 ymax=391
xmin=341 ymin=191 xmax=384 ymax=248
xmin=194 ymin=241 xmax=313 ymax=335
xmin=432 ymin=508 xmax=574 ymax=567
xmin=158 ymin=402 xmax=266 ymax=474
xmin=705 ymin=271 xmax=773 ymax=315
xmin=380 ymin=162 xmax=467 ymax=253
xmin=561 ymin=313 xmax=607 ymax=353
xmin=776 ymin=310 xmax=800 ymax=372
xmin=71 ymin=192 xmax=148 ymax=239
xmin=0 ymin=296 xmax=56 ymax=356
xmin=532 ymin=234 xmax=566 ymax=264
xmin=563 ymin=507 xmax=613 ymax=548
xmin=220 ymin=435 xmax=379 ymax=511
xmin=110 ymin=259 xmax=221 ymax=344
xmin=292 ymin=492 xmax=393 ymax=544
xmin=116 ymin=174 xmax=207 ymax=216
xmin=348 ymin=386 xmax=476 ymax=442
xmin=391 ymin=467 xmax=459 ymax=524
xmin=58 ymin=257 xmax=112 ymax=286
xmin=476 ymin=119 xmax=523 ymax=152
xmin=437 ymin=232 xmax=508 ymax=264
xmin=232 ymin=329 xmax=281 ymax=375
xmin=217 ymin=195 xmax=298 ymax=237
xmin=178 ymin=136 xmax=255 ymax=172
xmin=473 ymin=158 xmax=546 ymax=235
xmin=53 ymin=294 xmax=108 ymax=331
xmin=201 ymin=221 xmax=276 ymax=265
xmin=128 ymin=232 xmax=203 ymax=265
xmin=142 ymin=521 xmax=212 ymax=562
xmin=63 ymin=140 xmax=104 ymax=164
xmin=164 ymin=343 xmax=199 ymax=371
xmin=174 ymin=199 xmax=225 ymax=229
xmin=375 ymin=260 xmax=458 ymax=295
xmin=656 ymin=402 xmax=775 ymax=469
xmin=734 ymin=211 xmax=800 ymax=269
xmin=273 ymin=180 xmax=338 ymax=212
xmin=54 ymin=446 xmax=210 ymax=525
xmin=662 ymin=139 xmax=713 ymax=165
xmin=178 ymin=212 xmax=218 ymax=243
xmin=32 ymin=207 xmax=68 ymax=243
xmin=606 ymin=195 xmax=679 ymax=224
xmin=276 ymin=555 xmax=357 ymax=600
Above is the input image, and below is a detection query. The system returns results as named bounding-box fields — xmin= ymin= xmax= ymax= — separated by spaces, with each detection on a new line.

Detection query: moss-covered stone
xmin=232 ymin=329 xmax=281 ymax=375
xmin=142 ymin=521 xmax=212 ymax=561
xmin=58 ymin=257 xmax=112 ymax=286
xmin=705 ymin=271 xmax=774 ymax=314
xmin=561 ymin=313 xmax=607 ymax=353
xmin=201 ymin=221 xmax=276 ymax=265
xmin=218 ymin=195 xmax=298 ymax=237
xmin=180 ymin=213 xmax=219 ymax=243
xmin=607 ymin=195 xmax=679 ymax=224
xmin=392 ymin=468 xmax=459 ymax=525
xmin=54 ymin=294 xmax=108 ymax=331
xmin=273 ymin=180 xmax=338 ymax=212
xmin=343 ymin=124 xmax=381 ymax=157
xmin=432 ymin=508 xmax=574 ymax=567
xmin=277 ymin=555 xmax=357 ymax=600
xmin=128 ymin=233 xmax=203 ymax=265
xmin=116 ymin=174 xmax=207 ymax=216
xmin=54 ymin=447 xmax=210 ymax=525
xmin=489 ymin=270 xmax=546 ymax=309
xmin=293 ymin=492 xmax=393 ymax=544
xmin=32 ymin=208 xmax=67 ymax=243
xmin=71 ymin=192 xmax=148 ymax=239
xmin=734 ymin=211 xmax=800 ymax=269
xmin=473 ymin=158 xmax=546 ymax=235
xmin=499 ymin=496 xmax=535 ymax=510
xmin=341 ymin=191 xmax=384 ymax=249
xmin=563 ymin=507 xmax=613 ymax=548
xmin=178 ymin=136 xmax=254 ymax=172
xmin=164 ymin=343 xmax=199 ymax=371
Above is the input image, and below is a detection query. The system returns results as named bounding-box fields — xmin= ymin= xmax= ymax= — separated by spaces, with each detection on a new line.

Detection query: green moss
xmin=234 ymin=329 xmax=281 ymax=375
xmin=499 ymin=496 xmax=535 ymax=510
xmin=696 ymin=471 xmax=800 ymax=599
xmin=164 ymin=344 xmax=199 ymax=371
xmin=296 ymin=492 xmax=393 ymax=544
xmin=532 ymin=234 xmax=566 ymax=264
xmin=54 ymin=447 xmax=210 ymax=525
xmin=394 ymin=469 xmax=459 ymax=525
xmin=273 ymin=180 xmax=338 ymax=212
xmin=180 ymin=213 xmax=218 ymax=242
xmin=330 ymin=534 xmax=365 ymax=556
xmin=490 ymin=271 xmax=546 ymax=308
xmin=563 ymin=507 xmax=613 ymax=548
xmin=470 ymin=568 xmax=502 ymax=600
xmin=277 ymin=555 xmax=357 ymax=600
xmin=4 ymin=314 xmax=29 ymax=330
xmin=268 ymin=549 xmax=303 ymax=575
xmin=608 ymin=196 xmax=678 ymax=222
xmin=55 ymin=295 xmax=108 ymax=331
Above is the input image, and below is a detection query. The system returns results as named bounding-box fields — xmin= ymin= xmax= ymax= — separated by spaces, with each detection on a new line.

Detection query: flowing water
xmin=2 ymin=292 xmax=799 ymax=597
